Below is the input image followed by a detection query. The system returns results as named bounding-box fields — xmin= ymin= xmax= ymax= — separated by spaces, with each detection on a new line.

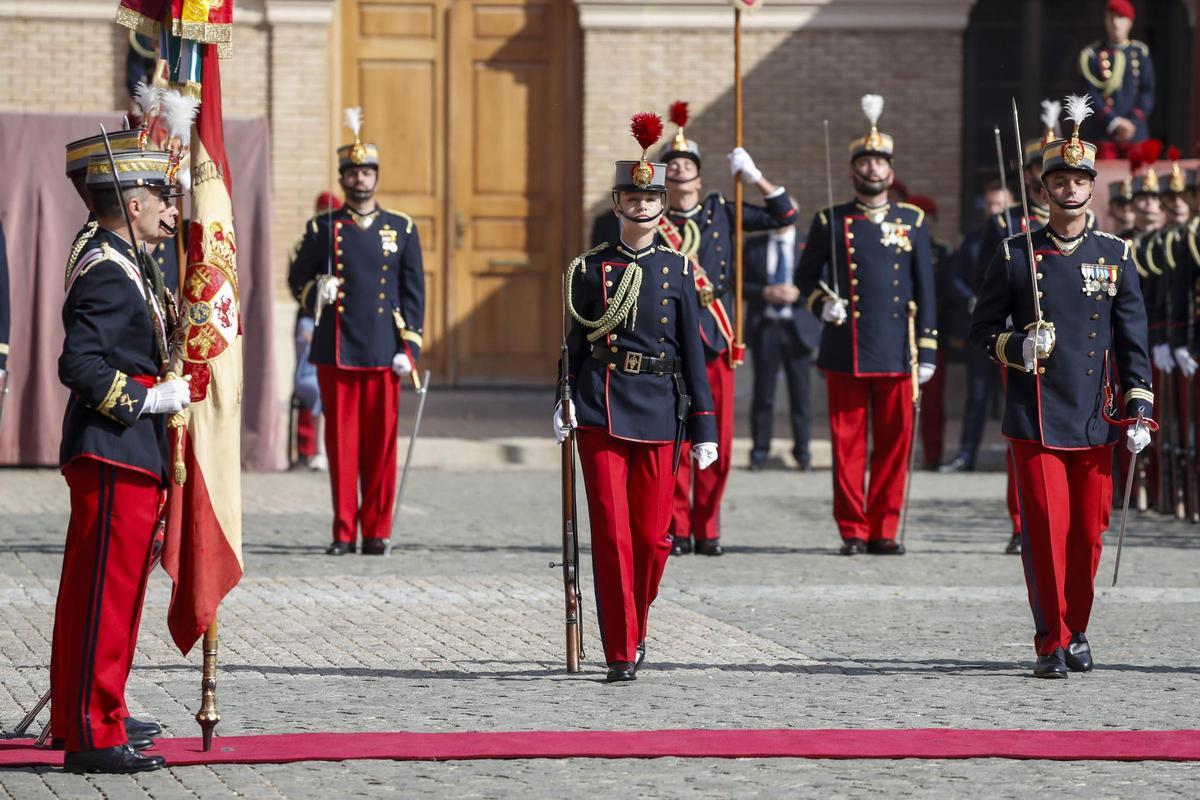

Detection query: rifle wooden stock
xmin=559 ymin=366 xmax=584 ymax=673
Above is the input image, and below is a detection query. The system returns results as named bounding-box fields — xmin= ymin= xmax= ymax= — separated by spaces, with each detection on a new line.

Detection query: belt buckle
xmin=623 ymin=352 xmax=643 ymax=374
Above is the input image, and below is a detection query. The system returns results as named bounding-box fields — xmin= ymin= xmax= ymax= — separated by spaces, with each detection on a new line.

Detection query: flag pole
xmin=731 ymin=5 xmax=744 ymax=369
xmin=196 ymin=616 xmax=220 ymax=751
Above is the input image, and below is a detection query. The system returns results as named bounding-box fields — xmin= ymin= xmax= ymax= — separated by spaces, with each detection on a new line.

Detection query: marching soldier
xmin=554 ymin=114 xmax=717 ymax=682
xmin=655 ymin=100 xmax=797 ymax=556
xmin=970 ymin=96 xmax=1154 ymax=678
xmin=1080 ymin=0 xmax=1155 ymax=159
xmin=1108 ymin=179 xmax=1135 ymax=231
xmin=288 ymin=109 xmax=425 ymax=556
xmin=796 ymin=95 xmax=937 ymax=556
xmin=51 ymin=149 xmax=189 ymax=772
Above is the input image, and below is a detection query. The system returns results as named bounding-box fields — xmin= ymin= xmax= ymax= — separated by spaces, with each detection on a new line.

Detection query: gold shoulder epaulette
xmin=818 ymin=205 xmax=836 ymax=228
xmin=896 ymin=202 xmax=925 ymax=227
xmin=383 ymin=208 xmax=414 ymax=233
xmin=657 ymin=244 xmax=683 ymax=257
xmin=1094 ymin=229 xmax=1131 ymax=261
xmin=568 ymin=242 xmax=608 ymax=274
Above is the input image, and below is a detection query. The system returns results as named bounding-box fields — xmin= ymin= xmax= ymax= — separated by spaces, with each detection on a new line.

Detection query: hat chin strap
xmin=1049 ymin=189 xmax=1093 ymax=211
xmin=617 ymin=208 xmax=664 ymax=225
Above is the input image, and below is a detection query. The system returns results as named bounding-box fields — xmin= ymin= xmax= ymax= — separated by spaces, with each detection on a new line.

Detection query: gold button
xmin=660 ymin=316 xmax=669 ymax=324
xmin=1091 ymin=313 xmax=1100 ymax=320
xmin=378 ymin=308 xmax=384 ymax=314
xmin=893 ymin=296 xmax=900 ymax=302
xmin=338 ymin=291 xmax=345 ymax=298
xmin=712 ymin=232 xmax=719 ymax=238
xmin=337 ymin=249 xmax=344 ymax=256
xmin=606 ymin=280 xmax=613 ymax=287
xmin=379 ymin=292 xmax=386 ymax=299
xmin=854 ymin=310 xmax=862 ymax=319
xmin=607 ymin=363 xmax=615 ymax=371
xmin=847 ymin=233 xmax=855 ymax=239
xmin=1098 ymin=257 xmax=1105 ymax=264
xmin=337 ymin=305 xmax=345 ymax=313
xmin=1037 ymin=291 xmax=1044 ymax=298
xmin=1087 ymin=369 xmax=1095 ymax=376
xmin=610 ymin=346 xmax=618 ymax=353
xmin=1088 ymin=351 xmax=1095 ymax=358
xmin=1096 ymin=295 xmax=1104 ymax=301
xmin=1037 ymin=366 xmax=1046 ymax=375
xmin=658 ymin=337 xmax=666 ymax=343
xmin=1035 ymin=254 xmax=1043 ymax=262
xmin=849 ymin=247 xmax=856 ymax=254
xmin=893 ymin=264 xmax=900 ymax=271
xmin=662 ymin=267 xmax=670 ymax=275
xmin=605 ymin=265 xmax=612 ymax=272
xmin=849 ymin=263 xmax=857 ymax=272
xmin=892 ymin=279 xmax=899 ymax=286
xmin=852 ymin=294 xmax=860 ymax=302
xmin=662 ymin=282 xmax=670 ymax=289
xmin=661 ymin=299 xmax=669 ymax=306
xmin=851 ymin=278 xmax=859 ymax=286
xmin=892 ymin=312 xmax=899 ymax=319
xmin=383 ymin=266 xmax=388 ymax=271
xmin=1089 ymin=332 xmax=1097 ymax=339
xmin=1036 ymin=273 xmax=1044 ymax=280
xmin=659 ymin=352 xmax=666 ymax=358
xmin=380 ymin=278 xmax=386 ymax=285
xmin=337 ymin=236 xmax=343 ymax=242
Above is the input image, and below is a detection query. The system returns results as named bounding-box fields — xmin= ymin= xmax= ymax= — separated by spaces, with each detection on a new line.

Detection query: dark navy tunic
xmin=58 ymin=227 xmax=169 ymax=482
xmin=665 ymin=190 xmax=797 ymax=359
xmin=0 ymin=221 xmax=9 ymax=371
xmin=970 ymin=227 xmax=1154 ymax=449
xmin=288 ymin=205 xmax=425 ymax=367
xmin=565 ymin=241 xmax=717 ymax=445
xmin=795 ymin=201 xmax=937 ymax=375
xmin=1166 ymin=218 xmax=1200 ymax=349
xmin=1080 ymin=38 xmax=1156 ymax=144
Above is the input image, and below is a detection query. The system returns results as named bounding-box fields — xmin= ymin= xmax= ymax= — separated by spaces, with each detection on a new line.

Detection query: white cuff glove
xmin=391 ymin=352 xmax=413 ymax=376
xmin=317 ymin=275 xmax=341 ymax=305
xmin=692 ymin=442 xmax=718 ymax=471
xmin=139 ymin=376 xmax=191 ymax=416
xmin=553 ymin=400 xmax=577 ymax=444
xmin=1175 ymin=347 xmax=1198 ymax=378
xmin=917 ymin=363 xmax=936 ymax=385
xmin=1152 ymin=343 xmax=1175 ymax=373
xmin=1022 ymin=327 xmax=1055 ymax=371
xmin=821 ymin=299 xmax=847 ymax=325
xmin=1127 ymin=423 xmax=1151 ymax=455
xmin=727 ymin=147 xmax=762 ymax=184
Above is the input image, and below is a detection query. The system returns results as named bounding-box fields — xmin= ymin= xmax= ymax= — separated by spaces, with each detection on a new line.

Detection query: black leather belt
xmin=592 ymin=347 xmax=678 ymax=375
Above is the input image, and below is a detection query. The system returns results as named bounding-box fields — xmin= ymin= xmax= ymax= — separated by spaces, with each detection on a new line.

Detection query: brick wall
xmin=582 ymin=26 xmax=964 ymax=246
xmin=0 ymin=20 xmax=127 ymax=112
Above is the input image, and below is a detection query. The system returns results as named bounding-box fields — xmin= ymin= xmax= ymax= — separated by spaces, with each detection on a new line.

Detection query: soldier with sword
xmin=970 ymin=95 xmax=1154 ymax=679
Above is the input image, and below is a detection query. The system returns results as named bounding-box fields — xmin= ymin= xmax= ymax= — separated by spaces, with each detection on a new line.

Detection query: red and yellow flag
xmin=161 ymin=35 xmax=243 ymax=656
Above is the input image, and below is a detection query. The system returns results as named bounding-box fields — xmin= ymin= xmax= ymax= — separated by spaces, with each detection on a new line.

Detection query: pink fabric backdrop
xmin=0 ymin=111 xmax=282 ymax=470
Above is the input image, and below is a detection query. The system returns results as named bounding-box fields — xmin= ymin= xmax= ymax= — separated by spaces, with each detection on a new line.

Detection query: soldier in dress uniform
xmin=795 ymin=95 xmax=937 ymax=556
xmin=1108 ymin=178 xmax=1135 ymax=231
xmin=1080 ymin=0 xmax=1156 ymax=159
xmin=51 ymin=149 xmax=190 ymax=772
xmin=554 ymin=113 xmax=717 ymax=682
xmin=654 ymin=100 xmax=797 ymax=557
xmin=288 ymin=109 xmax=425 ymax=556
xmin=970 ymin=96 xmax=1154 ymax=678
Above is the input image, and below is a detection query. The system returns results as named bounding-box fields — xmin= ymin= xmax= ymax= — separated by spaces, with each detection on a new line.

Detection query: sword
xmin=993 ymin=125 xmax=1014 ymax=235
xmin=1011 ymin=100 xmax=1052 ymax=368
xmin=898 ymin=300 xmax=921 ymax=545
xmin=1112 ymin=411 xmax=1145 ymax=586
xmin=821 ymin=120 xmax=845 ymax=324
xmin=384 ymin=369 xmax=430 ymax=557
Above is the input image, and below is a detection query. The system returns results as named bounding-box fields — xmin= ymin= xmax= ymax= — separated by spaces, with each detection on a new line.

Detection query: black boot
xmin=1034 ymin=647 xmax=1069 ymax=678
xmin=1064 ymin=633 xmax=1093 ymax=672
xmin=1004 ymin=534 xmax=1022 ymax=555
xmin=670 ymin=536 xmax=692 ymax=556
xmin=325 ymin=541 xmax=353 ymax=556
xmin=124 ymin=717 xmax=162 ymax=738
xmin=63 ymin=745 xmax=166 ymax=774
xmin=866 ymin=539 xmax=906 ymax=556
xmin=840 ymin=538 xmax=867 ymax=556
xmin=605 ymin=662 xmax=636 ymax=683
xmin=694 ymin=538 xmax=724 ymax=556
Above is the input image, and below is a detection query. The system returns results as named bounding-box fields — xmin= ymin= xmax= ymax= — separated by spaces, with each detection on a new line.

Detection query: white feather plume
xmin=132 ymin=81 xmax=161 ymax=117
xmin=1063 ymin=94 xmax=1094 ymax=129
xmin=861 ymin=94 xmax=884 ymax=127
xmin=160 ymin=90 xmax=200 ymax=148
xmin=1039 ymin=99 xmax=1061 ymax=135
xmin=344 ymin=106 xmax=363 ymax=138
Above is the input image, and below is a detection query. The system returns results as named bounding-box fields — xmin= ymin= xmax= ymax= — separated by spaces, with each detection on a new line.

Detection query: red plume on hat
xmin=1142 ymin=138 xmax=1163 ymax=167
xmin=629 ymin=113 xmax=663 ymax=189
xmin=1128 ymin=141 xmax=1145 ymax=173
xmin=669 ymin=101 xmax=689 ymax=129
xmin=1107 ymin=0 xmax=1135 ymax=22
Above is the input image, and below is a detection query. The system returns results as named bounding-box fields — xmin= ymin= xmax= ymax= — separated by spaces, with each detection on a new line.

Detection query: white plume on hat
xmin=132 ymin=81 xmax=162 ymax=118
xmin=160 ymin=90 xmax=200 ymax=148
xmin=861 ymin=94 xmax=884 ymax=127
xmin=1039 ymin=99 xmax=1061 ymax=136
xmin=344 ymin=106 xmax=363 ymax=138
xmin=1063 ymin=94 xmax=1094 ymax=133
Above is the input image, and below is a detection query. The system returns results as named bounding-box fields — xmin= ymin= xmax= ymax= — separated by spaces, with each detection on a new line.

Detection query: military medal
xmin=880 ymin=220 xmax=913 ymax=252
xmin=1080 ymin=263 xmax=1117 ymax=296
xmin=380 ymin=228 xmax=398 ymax=254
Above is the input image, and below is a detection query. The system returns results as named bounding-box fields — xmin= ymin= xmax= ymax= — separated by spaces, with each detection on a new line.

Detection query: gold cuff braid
xmin=995 ymin=331 xmax=1029 ymax=372
xmin=98 ymin=371 xmax=129 ymax=419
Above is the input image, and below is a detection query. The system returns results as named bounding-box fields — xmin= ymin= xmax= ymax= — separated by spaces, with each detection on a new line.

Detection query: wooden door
xmin=341 ymin=0 xmax=578 ymax=383
xmin=446 ymin=0 xmax=576 ymax=382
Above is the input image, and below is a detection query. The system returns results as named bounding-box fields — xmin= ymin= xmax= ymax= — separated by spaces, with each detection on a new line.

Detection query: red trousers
xmin=1005 ymin=447 xmax=1022 ymax=536
xmin=577 ymin=429 xmax=674 ymax=665
xmin=672 ymin=356 xmax=732 ymax=542
xmin=50 ymin=459 xmax=159 ymax=752
xmin=919 ymin=350 xmax=946 ymax=467
xmin=826 ymin=372 xmax=913 ymax=541
xmin=317 ymin=366 xmax=400 ymax=544
xmin=1010 ymin=441 xmax=1113 ymax=655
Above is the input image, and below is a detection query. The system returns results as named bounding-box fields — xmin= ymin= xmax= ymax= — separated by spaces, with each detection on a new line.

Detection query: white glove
xmin=727 ymin=147 xmax=762 ymax=184
xmin=1021 ymin=327 xmax=1055 ymax=371
xmin=1127 ymin=423 xmax=1151 ymax=455
xmin=821 ymin=299 xmax=848 ymax=325
xmin=317 ymin=275 xmax=341 ymax=306
xmin=917 ymin=363 xmax=936 ymax=385
xmin=0 ymin=368 xmax=6 ymax=380
xmin=1173 ymin=347 xmax=1197 ymax=377
xmin=391 ymin=353 xmax=413 ymax=376
xmin=139 ymin=376 xmax=191 ymax=416
xmin=552 ymin=400 xmax=577 ymax=444
xmin=1152 ymin=343 xmax=1176 ymax=373
xmin=692 ymin=442 xmax=718 ymax=471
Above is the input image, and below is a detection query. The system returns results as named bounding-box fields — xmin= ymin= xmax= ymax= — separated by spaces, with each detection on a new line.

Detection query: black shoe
xmin=51 ymin=734 xmax=153 ymax=751
xmin=1065 ymin=633 xmax=1093 ymax=672
xmin=840 ymin=538 xmax=867 ymax=556
xmin=325 ymin=541 xmax=352 ymax=556
xmin=1004 ymin=534 xmax=1022 ymax=555
xmin=937 ymin=456 xmax=974 ymax=474
xmin=1034 ymin=647 xmax=1069 ymax=678
xmin=748 ymin=459 xmax=766 ymax=472
xmin=866 ymin=539 xmax=906 ymax=556
xmin=695 ymin=539 xmax=724 ymax=556
xmin=670 ymin=537 xmax=692 ymax=556
xmin=635 ymin=641 xmax=646 ymax=670
xmin=361 ymin=539 xmax=388 ymax=555
xmin=124 ymin=717 xmax=162 ymax=738
xmin=605 ymin=662 xmax=637 ymax=683
xmin=63 ymin=745 xmax=166 ymax=774
xmin=795 ymin=458 xmax=812 ymax=473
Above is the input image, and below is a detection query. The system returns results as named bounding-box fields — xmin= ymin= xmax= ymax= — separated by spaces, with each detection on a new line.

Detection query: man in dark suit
xmin=743 ymin=221 xmax=820 ymax=470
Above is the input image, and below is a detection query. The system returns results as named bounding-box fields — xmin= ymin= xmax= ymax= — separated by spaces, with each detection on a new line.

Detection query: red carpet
xmin=3 ymin=728 xmax=1200 ymax=767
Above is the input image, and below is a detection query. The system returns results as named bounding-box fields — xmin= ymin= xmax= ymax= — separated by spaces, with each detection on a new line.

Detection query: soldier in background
xmin=288 ymin=110 xmax=424 ymax=556
xmin=796 ymin=95 xmax=936 ymax=557
xmin=657 ymin=101 xmax=797 ymax=557
xmin=1108 ymin=179 xmax=1135 ymax=231
xmin=1081 ymin=0 xmax=1155 ymax=159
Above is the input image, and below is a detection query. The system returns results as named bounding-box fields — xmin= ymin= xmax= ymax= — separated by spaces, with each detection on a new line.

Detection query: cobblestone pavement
xmin=2 ymin=465 xmax=1199 ymax=797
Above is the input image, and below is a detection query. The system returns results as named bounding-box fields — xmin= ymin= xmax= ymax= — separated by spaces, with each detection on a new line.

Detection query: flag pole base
xmin=196 ymin=618 xmax=220 ymax=752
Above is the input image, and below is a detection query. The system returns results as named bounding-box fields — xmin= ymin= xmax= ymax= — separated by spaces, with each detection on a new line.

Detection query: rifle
xmin=1159 ymin=364 xmax=1176 ymax=516
xmin=552 ymin=278 xmax=584 ymax=673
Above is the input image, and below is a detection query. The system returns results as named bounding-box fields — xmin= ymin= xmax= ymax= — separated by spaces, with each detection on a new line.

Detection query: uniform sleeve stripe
xmin=1126 ymin=388 xmax=1155 ymax=405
